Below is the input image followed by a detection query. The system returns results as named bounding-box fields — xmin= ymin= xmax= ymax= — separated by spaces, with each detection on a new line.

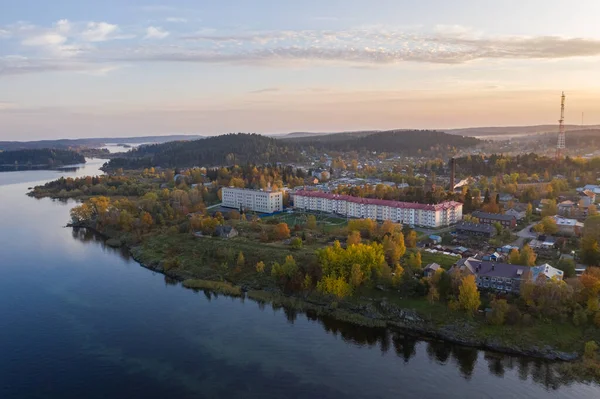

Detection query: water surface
xmin=1 ymin=159 xmax=599 ymax=398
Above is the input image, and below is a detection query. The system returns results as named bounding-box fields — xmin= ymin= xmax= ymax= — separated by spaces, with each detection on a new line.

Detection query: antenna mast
xmin=556 ymin=92 xmax=566 ymax=159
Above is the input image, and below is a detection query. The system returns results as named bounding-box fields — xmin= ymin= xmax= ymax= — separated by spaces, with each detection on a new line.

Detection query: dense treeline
xmin=106 ymin=133 xmax=301 ymax=169
xmin=105 ymin=131 xmax=482 ymax=169
xmin=455 ymin=153 xmax=600 ymax=179
xmin=286 ymin=130 xmax=482 ymax=155
xmin=0 ymin=149 xmax=85 ymax=166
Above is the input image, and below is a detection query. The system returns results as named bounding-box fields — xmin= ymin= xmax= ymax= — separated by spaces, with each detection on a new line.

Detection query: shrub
xmin=584 ymin=341 xmax=599 ymax=360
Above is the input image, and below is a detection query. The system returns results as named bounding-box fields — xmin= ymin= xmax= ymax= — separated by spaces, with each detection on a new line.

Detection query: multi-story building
xmin=455 ymin=222 xmax=496 ymax=238
xmin=451 ymin=258 xmax=564 ymax=293
xmin=222 ymin=187 xmax=283 ymax=213
xmin=471 ymin=211 xmax=517 ymax=229
xmin=293 ymin=190 xmax=462 ymax=228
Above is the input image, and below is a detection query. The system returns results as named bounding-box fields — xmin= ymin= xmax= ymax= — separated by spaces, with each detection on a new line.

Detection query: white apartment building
xmin=222 ymin=187 xmax=283 ymax=213
xmin=293 ymin=190 xmax=462 ymax=228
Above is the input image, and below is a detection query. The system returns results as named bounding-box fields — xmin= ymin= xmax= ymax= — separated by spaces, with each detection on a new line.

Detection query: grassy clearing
xmin=182 ymin=279 xmax=242 ymax=296
xmin=412 ymin=250 xmax=460 ymax=270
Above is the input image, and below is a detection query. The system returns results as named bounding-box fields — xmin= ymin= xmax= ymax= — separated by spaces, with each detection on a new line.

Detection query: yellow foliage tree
xmin=458 ymin=275 xmax=481 ymax=314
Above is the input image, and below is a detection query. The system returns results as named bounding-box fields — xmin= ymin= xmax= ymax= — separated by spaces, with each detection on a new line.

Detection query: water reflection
xmin=70 ymin=227 xmax=131 ymax=262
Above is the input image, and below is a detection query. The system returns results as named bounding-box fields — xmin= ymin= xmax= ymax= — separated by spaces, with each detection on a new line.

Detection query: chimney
xmin=449 ymin=158 xmax=456 ymax=192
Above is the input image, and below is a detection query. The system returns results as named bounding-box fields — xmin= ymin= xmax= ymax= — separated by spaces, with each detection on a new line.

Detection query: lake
xmin=1 ymin=158 xmax=599 ymax=398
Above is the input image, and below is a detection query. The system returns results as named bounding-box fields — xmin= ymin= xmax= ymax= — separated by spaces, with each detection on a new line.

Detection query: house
xmin=424 ymin=263 xmax=441 ymax=277
xmin=451 ymin=258 xmax=530 ymax=293
xmin=215 ymin=225 xmax=239 ymax=239
xmin=471 ymin=211 xmax=517 ymax=229
xmin=482 ymin=252 xmax=502 ymax=262
xmin=552 ymin=216 xmax=584 ymax=236
xmin=498 ymin=193 xmax=514 ymax=202
xmin=505 ymin=208 xmax=526 ymax=221
xmin=429 ymin=235 xmax=442 ymax=244
xmin=558 ymin=200 xmax=576 ymax=216
xmin=530 ymin=264 xmax=564 ymax=282
xmin=455 ymin=222 xmax=496 ymax=238
xmin=312 ymin=169 xmax=331 ymax=180
xmin=580 ymin=190 xmax=597 ymax=205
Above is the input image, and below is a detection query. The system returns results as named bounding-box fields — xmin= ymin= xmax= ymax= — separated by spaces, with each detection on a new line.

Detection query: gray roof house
xmin=215 ymin=225 xmax=239 ymax=239
xmin=451 ymin=257 xmax=531 ymax=293
xmin=455 ymin=222 xmax=497 ymax=238
xmin=423 ymin=263 xmax=441 ymax=277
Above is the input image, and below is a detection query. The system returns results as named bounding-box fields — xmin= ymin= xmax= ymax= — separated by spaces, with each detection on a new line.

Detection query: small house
xmin=215 ymin=225 xmax=239 ymax=239
xmin=424 ymin=263 xmax=441 ymax=277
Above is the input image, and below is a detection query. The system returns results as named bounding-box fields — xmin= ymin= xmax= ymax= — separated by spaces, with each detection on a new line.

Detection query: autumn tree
xmin=306 ymin=215 xmax=317 ymax=230
xmin=536 ymin=216 xmax=558 ymax=235
xmin=458 ymin=275 xmax=481 ymax=314
xmin=273 ymin=222 xmax=291 ymax=240
xmin=508 ymin=248 xmax=521 ymax=265
xmin=236 ymin=251 xmax=245 ymax=268
xmin=541 ymin=199 xmax=558 ymax=217
xmin=405 ymin=230 xmax=418 ymax=248
xmin=519 ymin=244 xmax=537 ymax=266
xmin=525 ymin=203 xmax=533 ymax=221
xmin=382 ymin=232 xmax=406 ymax=265
xmin=256 ymin=261 xmax=265 ymax=273
xmin=290 ymin=237 xmax=303 ymax=249
xmin=347 ymin=230 xmax=362 ymax=246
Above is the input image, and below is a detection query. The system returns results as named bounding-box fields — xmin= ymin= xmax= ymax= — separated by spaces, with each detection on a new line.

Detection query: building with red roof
xmin=293 ymin=190 xmax=463 ymax=228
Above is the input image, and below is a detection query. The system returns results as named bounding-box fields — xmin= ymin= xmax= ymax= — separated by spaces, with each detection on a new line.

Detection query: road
xmin=511 ymin=222 xmax=537 ymax=247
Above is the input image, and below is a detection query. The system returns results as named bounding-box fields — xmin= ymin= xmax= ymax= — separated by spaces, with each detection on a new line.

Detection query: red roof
xmin=294 ymin=190 xmax=462 ymax=211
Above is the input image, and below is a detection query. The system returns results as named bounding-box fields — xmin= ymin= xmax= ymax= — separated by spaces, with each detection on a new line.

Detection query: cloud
xmin=0 ymin=101 xmax=18 ymax=110
xmin=145 ymin=26 xmax=169 ymax=40
xmin=55 ymin=19 xmax=71 ymax=34
xmin=81 ymin=22 xmax=120 ymax=42
xmin=166 ymin=17 xmax=187 ymax=23
xmin=4 ymin=23 xmax=600 ymax=78
xmin=249 ymin=87 xmax=280 ymax=94
xmin=22 ymin=32 xmax=66 ymax=46
xmin=0 ymin=29 xmax=11 ymax=38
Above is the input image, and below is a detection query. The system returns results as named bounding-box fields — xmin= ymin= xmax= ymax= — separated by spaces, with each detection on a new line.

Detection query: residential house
xmin=312 ymin=169 xmax=331 ymax=180
xmin=451 ymin=258 xmax=530 ymax=293
xmin=530 ymin=264 xmax=564 ymax=282
xmin=552 ymin=216 xmax=584 ymax=236
xmin=215 ymin=225 xmax=239 ymax=239
xmin=558 ymin=200 xmax=577 ymax=216
xmin=455 ymin=222 xmax=497 ymax=238
xmin=471 ymin=211 xmax=517 ymax=229
xmin=505 ymin=208 xmax=526 ymax=221
xmin=424 ymin=263 xmax=441 ymax=277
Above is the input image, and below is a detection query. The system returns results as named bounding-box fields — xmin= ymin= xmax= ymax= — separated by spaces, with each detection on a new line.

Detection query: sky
xmin=1 ymin=0 xmax=600 ymax=140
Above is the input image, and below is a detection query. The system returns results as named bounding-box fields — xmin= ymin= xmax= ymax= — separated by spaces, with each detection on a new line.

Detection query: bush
xmin=182 ymin=279 xmax=242 ymax=296
xmin=573 ymin=305 xmax=588 ymax=326
xmin=290 ymin=237 xmax=303 ymax=249
xmin=584 ymin=341 xmax=599 ymax=360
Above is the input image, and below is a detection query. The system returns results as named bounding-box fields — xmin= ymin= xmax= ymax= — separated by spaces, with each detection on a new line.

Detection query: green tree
xmin=525 ymin=203 xmax=533 ymax=222
xmin=290 ymin=237 xmax=303 ymax=249
xmin=556 ymin=258 xmax=576 ymax=278
xmin=488 ymin=298 xmax=509 ymax=325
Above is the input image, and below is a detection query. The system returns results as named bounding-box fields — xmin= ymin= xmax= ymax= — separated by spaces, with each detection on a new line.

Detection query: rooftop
xmin=294 ymin=190 xmax=463 ymax=211
xmin=472 ymin=211 xmax=516 ymax=222
xmin=456 ymin=258 xmax=530 ymax=279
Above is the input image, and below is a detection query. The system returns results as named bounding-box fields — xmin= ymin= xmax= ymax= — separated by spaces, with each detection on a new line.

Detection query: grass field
xmin=262 ymin=211 xmax=348 ymax=231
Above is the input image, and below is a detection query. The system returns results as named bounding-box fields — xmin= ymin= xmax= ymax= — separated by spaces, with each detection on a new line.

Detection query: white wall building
xmin=293 ymin=190 xmax=462 ymax=228
xmin=222 ymin=187 xmax=283 ymax=213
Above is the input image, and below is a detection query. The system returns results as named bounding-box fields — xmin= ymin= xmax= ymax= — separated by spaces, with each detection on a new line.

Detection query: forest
xmin=0 ymin=149 xmax=85 ymax=167
xmin=284 ymin=130 xmax=482 ymax=154
xmin=104 ymin=131 xmax=483 ymax=169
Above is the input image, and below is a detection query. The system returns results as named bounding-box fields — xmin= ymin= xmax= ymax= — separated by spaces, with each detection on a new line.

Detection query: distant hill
xmin=105 ymin=130 xmax=482 ymax=169
xmin=105 ymin=133 xmax=300 ymax=169
xmin=283 ymin=129 xmax=482 ymax=154
xmin=0 ymin=149 xmax=85 ymax=169
xmin=0 ymin=135 xmax=203 ymax=151
xmin=445 ymin=125 xmax=600 ymax=137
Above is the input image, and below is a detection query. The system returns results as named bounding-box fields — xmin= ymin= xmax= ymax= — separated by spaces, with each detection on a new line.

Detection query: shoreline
xmin=74 ymin=222 xmax=578 ymax=362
